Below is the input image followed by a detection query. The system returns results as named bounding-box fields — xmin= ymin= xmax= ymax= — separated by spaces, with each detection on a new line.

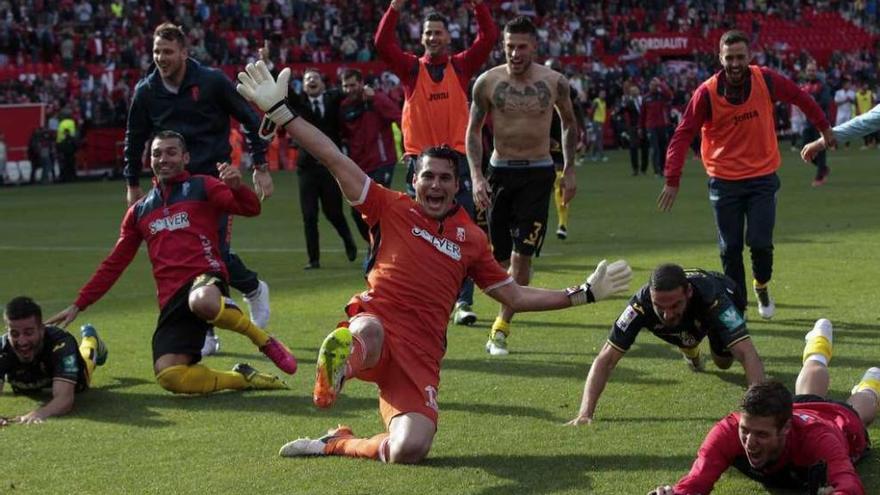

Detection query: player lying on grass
xmin=802 ymin=102 xmax=880 ymax=162
xmin=568 ymin=264 xmax=765 ymax=425
xmin=46 ymin=130 xmax=297 ymax=395
xmin=1 ymin=297 xmax=107 ymax=425
xmin=651 ymin=318 xmax=877 ymax=495
xmin=237 ymin=60 xmax=632 ymax=464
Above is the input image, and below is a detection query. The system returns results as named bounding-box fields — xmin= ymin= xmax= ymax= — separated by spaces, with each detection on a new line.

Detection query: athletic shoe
xmin=805 ymin=318 xmax=833 ymax=344
xmin=811 ymin=167 xmax=831 ymax=187
xmin=201 ymin=329 xmax=221 ymax=357
xmin=485 ymin=331 xmax=509 ymax=356
xmin=681 ymin=350 xmax=705 ymax=372
xmin=232 ymin=363 xmax=288 ymax=390
xmin=279 ymin=425 xmax=354 ymax=457
xmin=313 ymin=327 xmax=353 ymax=408
xmin=245 ymin=280 xmax=271 ymax=329
xmin=453 ymin=302 xmax=477 ymax=326
xmin=556 ymin=225 xmax=568 ymax=240
xmin=852 ymin=368 xmax=880 ymax=404
xmin=754 ymin=283 xmax=775 ymax=319
xmin=345 ymin=242 xmax=358 ymax=262
xmin=80 ymin=324 xmax=108 ymax=366
xmin=260 ymin=336 xmax=298 ymax=375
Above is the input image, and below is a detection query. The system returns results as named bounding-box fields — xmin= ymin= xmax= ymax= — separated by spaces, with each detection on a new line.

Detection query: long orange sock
xmin=325 ymin=432 xmax=390 ymax=461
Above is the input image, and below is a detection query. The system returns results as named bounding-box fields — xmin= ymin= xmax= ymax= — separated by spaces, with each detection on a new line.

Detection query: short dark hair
xmin=154 ymin=22 xmax=186 ymax=46
xmin=303 ymin=67 xmax=323 ymax=80
xmin=650 ymin=263 xmax=688 ymax=292
xmin=151 ymin=130 xmax=187 ymax=153
xmin=415 ymin=145 xmax=459 ymax=175
xmin=423 ymin=12 xmax=449 ymax=30
xmin=719 ymin=30 xmax=749 ymax=49
xmin=504 ymin=16 xmax=538 ymax=37
xmin=741 ymin=381 xmax=793 ymax=430
xmin=4 ymin=296 xmax=42 ymax=323
xmin=341 ymin=68 xmax=363 ymax=82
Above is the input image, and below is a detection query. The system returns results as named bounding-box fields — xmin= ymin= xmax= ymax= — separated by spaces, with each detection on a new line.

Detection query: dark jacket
xmin=123 ymin=59 xmax=267 ymax=186
xmin=290 ymin=89 xmax=343 ymax=172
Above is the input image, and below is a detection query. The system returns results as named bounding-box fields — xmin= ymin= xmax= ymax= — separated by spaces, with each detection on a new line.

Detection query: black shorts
xmin=487 ymin=166 xmax=556 ymax=261
xmin=153 ymin=273 xmax=228 ymax=363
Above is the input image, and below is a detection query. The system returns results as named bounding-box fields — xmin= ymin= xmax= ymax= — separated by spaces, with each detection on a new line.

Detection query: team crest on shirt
xmin=191 ymin=85 xmax=200 ymax=101
xmin=411 ymin=227 xmax=461 ymax=261
xmin=456 ymin=227 xmax=466 ymax=242
xmin=182 ymin=182 xmax=190 ymax=197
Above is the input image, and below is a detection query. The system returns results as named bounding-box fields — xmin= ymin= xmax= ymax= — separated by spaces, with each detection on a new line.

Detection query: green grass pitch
xmin=1 ymin=146 xmax=878 ymax=494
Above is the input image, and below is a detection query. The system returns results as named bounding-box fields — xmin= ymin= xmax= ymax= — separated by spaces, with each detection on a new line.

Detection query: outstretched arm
xmin=16 ymin=380 xmax=76 ymax=424
xmin=487 ymin=259 xmax=632 ymax=312
xmin=567 ymin=343 xmax=624 ymax=425
xmin=236 ymin=61 xmax=368 ymax=203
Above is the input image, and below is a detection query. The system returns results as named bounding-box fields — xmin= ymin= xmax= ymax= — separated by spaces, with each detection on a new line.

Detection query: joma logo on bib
xmin=149 ymin=212 xmax=191 ymax=235
xmin=411 ymin=227 xmax=461 ymax=261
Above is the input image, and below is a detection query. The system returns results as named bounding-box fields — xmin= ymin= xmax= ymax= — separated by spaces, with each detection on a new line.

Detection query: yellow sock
xmin=852 ymin=368 xmax=880 ymax=406
xmin=156 ymin=364 xmax=248 ymax=394
xmin=802 ymin=337 xmax=832 ymax=365
xmin=554 ymin=171 xmax=568 ymax=227
xmin=491 ymin=317 xmax=510 ymax=338
xmin=679 ymin=346 xmax=700 ymax=359
xmin=209 ymin=297 xmax=269 ymax=347
xmin=78 ymin=337 xmax=98 ymax=384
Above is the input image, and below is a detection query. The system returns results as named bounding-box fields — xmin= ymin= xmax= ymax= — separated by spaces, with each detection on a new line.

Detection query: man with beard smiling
xmin=567 ymin=263 xmax=764 ymax=426
xmin=235 ymin=60 xmax=632 ymax=463
xmin=466 ymin=16 xmax=579 ymax=356
xmin=651 ymin=319 xmax=878 ymax=495
xmin=124 ymin=23 xmax=273 ymax=356
xmin=1 ymin=297 xmax=107 ymax=425
xmin=657 ymin=30 xmax=834 ymax=322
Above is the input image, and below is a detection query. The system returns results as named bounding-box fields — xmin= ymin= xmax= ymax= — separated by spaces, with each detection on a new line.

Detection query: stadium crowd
xmin=2 ymin=0 xmax=879 ymax=187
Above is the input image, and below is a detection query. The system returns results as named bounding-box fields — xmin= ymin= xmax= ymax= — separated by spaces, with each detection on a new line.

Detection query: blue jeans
xmin=708 ymin=173 xmax=780 ymax=299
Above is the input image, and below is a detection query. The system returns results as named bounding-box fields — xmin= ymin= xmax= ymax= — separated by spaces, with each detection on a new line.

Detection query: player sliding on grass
xmin=236 ymin=60 xmax=632 ymax=464
xmin=1 ymin=297 xmax=108 ymax=425
xmin=47 ymin=131 xmax=297 ymax=395
xmin=651 ymin=318 xmax=877 ymax=495
xmin=568 ymin=264 xmax=765 ymax=425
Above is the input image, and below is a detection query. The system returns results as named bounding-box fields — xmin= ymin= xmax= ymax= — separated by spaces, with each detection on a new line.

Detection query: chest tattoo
xmin=492 ymin=81 xmax=552 ymax=113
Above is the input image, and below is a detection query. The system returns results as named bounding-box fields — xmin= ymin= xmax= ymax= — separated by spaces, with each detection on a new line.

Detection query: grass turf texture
xmin=1 ymin=147 xmax=878 ymax=494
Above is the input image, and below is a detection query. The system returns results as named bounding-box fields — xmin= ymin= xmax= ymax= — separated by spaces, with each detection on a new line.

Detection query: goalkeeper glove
xmin=236 ymin=61 xmax=299 ymax=128
xmin=566 ymin=259 xmax=632 ymax=306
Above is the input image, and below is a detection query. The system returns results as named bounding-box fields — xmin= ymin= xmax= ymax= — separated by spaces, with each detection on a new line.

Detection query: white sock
xmin=805 ymin=354 xmax=828 ymax=367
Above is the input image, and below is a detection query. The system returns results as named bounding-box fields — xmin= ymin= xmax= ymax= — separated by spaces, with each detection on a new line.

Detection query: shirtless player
xmin=466 ymin=16 xmax=579 ymax=355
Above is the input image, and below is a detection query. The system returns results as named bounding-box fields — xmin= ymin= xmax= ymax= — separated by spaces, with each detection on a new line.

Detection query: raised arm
xmin=466 ymin=73 xmax=491 ymax=211
xmin=236 ymin=62 xmax=367 ymax=203
xmin=555 ymin=75 xmax=578 ymax=206
xmin=374 ymin=0 xmax=419 ymax=82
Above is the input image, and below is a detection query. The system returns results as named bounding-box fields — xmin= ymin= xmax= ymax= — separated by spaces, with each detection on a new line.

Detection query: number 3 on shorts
xmin=524 ymin=221 xmax=543 ymax=246
xmin=424 ymin=385 xmax=439 ymax=412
